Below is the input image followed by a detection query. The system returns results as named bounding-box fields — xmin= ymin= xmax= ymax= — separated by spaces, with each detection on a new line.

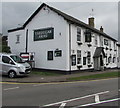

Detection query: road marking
xmin=0 ymin=77 xmax=118 ymax=85
xmin=43 ymin=91 xmax=109 ymax=107
xmin=76 ymin=98 xmax=120 ymax=107
xmin=59 ymin=103 xmax=66 ymax=108
xmin=95 ymin=94 xmax=100 ymax=103
xmin=33 ymin=84 xmax=46 ymax=86
xmin=119 ymin=89 xmax=120 ymax=91
xmin=4 ymin=87 xmax=19 ymax=91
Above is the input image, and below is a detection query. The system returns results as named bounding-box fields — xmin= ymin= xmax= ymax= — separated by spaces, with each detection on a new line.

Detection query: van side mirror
xmin=9 ymin=60 xmax=15 ymax=65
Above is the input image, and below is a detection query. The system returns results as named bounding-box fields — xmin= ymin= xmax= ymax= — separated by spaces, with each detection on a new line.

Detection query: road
xmin=2 ymin=78 xmax=120 ymax=107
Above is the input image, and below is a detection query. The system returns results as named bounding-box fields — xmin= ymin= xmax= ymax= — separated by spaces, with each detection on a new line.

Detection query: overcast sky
xmin=1 ymin=2 xmax=118 ymax=40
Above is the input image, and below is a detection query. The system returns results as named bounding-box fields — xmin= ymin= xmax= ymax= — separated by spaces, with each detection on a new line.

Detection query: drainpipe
xmin=25 ymin=29 xmax=28 ymax=53
xmin=69 ymin=23 xmax=71 ymax=74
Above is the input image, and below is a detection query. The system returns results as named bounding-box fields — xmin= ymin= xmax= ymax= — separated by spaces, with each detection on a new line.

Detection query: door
xmin=100 ymin=55 xmax=103 ymax=66
xmin=100 ymin=55 xmax=104 ymax=70
xmin=94 ymin=58 xmax=99 ymax=70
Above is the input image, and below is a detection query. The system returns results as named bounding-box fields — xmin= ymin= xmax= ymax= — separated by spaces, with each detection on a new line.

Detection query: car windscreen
xmin=10 ymin=55 xmax=25 ymax=63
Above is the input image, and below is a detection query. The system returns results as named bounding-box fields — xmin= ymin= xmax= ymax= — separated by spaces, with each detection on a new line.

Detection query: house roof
xmin=93 ymin=47 xmax=106 ymax=58
xmin=8 ymin=3 xmax=117 ymax=42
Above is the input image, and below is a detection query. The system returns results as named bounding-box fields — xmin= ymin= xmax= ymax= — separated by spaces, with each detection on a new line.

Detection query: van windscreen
xmin=10 ymin=55 xmax=25 ymax=63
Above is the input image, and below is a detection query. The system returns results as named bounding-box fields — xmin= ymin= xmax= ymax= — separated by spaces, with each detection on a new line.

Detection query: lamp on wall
xmin=59 ymin=32 xmax=62 ymax=36
xmin=43 ymin=6 xmax=50 ymax=13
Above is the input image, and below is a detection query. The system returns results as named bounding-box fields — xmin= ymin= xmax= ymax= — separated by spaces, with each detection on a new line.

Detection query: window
xmin=100 ymin=36 xmax=103 ymax=47
xmin=104 ymin=39 xmax=108 ymax=46
xmin=83 ymin=57 xmax=86 ymax=65
xmin=16 ymin=35 xmax=20 ymax=44
xmin=77 ymin=27 xmax=81 ymax=42
xmin=87 ymin=51 xmax=91 ymax=64
xmin=95 ymin=36 xmax=98 ymax=46
xmin=113 ymin=57 xmax=116 ymax=63
xmin=109 ymin=41 xmax=111 ymax=49
xmin=2 ymin=56 xmax=11 ymax=64
xmin=71 ymin=55 xmax=76 ymax=66
xmin=108 ymin=54 xmax=112 ymax=63
xmin=114 ymin=42 xmax=116 ymax=50
xmin=47 ymin=51 xmax=53 ymax=60
xmin=77 ymin=50 xmax=81 ymax=64
xmin=85 ymin=29 xmax=91 ymax=42
xmin=106 ymin=54 xmax=108 ymax=63
xmin=10 ymin=55 xmax=24 ymax=63
xmin=54 ymin=50 xmax=62 ymax=57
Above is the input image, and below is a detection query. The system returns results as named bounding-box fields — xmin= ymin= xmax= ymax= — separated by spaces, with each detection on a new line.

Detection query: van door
xmin=2 ymin=56 xmax=15 ymax=75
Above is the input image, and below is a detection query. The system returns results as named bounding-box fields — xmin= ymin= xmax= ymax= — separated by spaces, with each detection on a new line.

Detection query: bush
xmin=2 ymin=45 xmax=11 ymax=53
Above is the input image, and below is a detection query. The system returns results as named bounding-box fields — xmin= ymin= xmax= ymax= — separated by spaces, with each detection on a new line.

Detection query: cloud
xmin=2 ymin=2 xmax=118 ymax=40
xmin=2 ymin=2 xmax=40 ymax=34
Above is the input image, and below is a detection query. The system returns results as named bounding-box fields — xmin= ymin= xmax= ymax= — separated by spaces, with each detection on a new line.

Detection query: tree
xmin=0 ymin=35 xmax=11 ymax=53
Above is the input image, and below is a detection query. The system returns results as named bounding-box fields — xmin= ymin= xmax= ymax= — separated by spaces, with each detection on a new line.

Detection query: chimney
xmin=88 ymin=17 xmax=94 ymax=28
xmin=100 ymin=26 xmax=104 ymax=32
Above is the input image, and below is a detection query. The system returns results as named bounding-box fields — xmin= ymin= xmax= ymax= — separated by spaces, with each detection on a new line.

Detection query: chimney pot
xmin=100 ymin=26 xmax=104 ymax=32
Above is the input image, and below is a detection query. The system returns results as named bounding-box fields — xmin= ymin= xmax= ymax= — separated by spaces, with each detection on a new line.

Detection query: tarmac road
xmin=2 ymin=78 xmax=120 ymax=107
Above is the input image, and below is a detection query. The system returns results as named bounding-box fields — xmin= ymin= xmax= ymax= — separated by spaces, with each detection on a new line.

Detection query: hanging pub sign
xmin=34 ymin=27 xmax=54 ymax=41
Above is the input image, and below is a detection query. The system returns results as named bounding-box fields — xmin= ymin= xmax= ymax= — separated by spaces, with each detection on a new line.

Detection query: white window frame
xmin=87 ymin=51 xmax=91 ymax=65
xmin=16 ymin=35 xmax=20 ymax=44
xmin=77 ymin=27 xmax=81 ymax=42
xmin=95 ymin=35 xmax=98 ymax=46
xmin=77 ymin=50 xmax=81 ymax=65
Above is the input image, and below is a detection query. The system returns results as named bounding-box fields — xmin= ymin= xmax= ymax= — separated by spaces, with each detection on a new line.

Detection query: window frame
xmin=47 ymin=51 xmax=53 ymax=61
xmin=83 ymin=57 xmax=86 ymax=65
xmin=85 ymin=29 xmax=92 ymax=42
xmin=104 ymin=39 xmax=108 ymax=46
xmin=95 ymin=36 xmax=98 ymax=46
xmin=16 ymin=35 xmax=20 ymax=44
xmin=87 ymin=51 xmax=91 ymax=64
xmin=77 ymin=50 xmax=81 ymax=65
xmin=71 ymin=55 xmax=76 ymax=66
xmin=77 ymin=27 xmax=81 ymax=42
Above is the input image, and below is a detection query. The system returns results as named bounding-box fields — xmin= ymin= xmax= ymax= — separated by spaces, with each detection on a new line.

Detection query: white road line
xmin=59 ymin=103 xmax=66 ymax=108
xmin=33 ymin=84 xmax=45 ymax=86
xmin=43 ymin=91 xmax=109 ymax=107
xmin=4 ymin=87 xmax=19 ymax=91
xmin=119 ymin=89 xmax=120 ymax=91
xmin=77 ymin=98 xmax=120 ymax=107
xmin=95 ymin=94 xmax=100 ymax=103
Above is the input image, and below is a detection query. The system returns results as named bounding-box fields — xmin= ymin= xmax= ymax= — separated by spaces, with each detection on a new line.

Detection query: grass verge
xmin=31 ymin=71 xmax=62 ymax=76
xmin=67 ymin=71 xmax=120 ymax=81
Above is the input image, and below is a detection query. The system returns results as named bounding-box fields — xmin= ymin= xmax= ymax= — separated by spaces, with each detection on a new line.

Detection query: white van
xmin=0 ymin=53 xmax=31 ymax=78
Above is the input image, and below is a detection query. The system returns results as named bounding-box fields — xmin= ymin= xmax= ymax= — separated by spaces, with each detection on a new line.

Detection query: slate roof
xmin=93 ymin=47 xmax=106 ymax=58
xmin=8 ymin=3 xmax=117 ymax=42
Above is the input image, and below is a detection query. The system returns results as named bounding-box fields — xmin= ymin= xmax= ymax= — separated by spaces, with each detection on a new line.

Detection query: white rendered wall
xmin=24 ymin=6 xmax=69 ymax=71
xmin=70 ymin=24 xmax=118 ymax=71
xmin=8 ymin=30 xmax=25 ymax=55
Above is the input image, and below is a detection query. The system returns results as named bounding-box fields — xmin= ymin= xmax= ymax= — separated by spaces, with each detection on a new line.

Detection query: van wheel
xmin=8 ymin=71 xmax=16 ymax=78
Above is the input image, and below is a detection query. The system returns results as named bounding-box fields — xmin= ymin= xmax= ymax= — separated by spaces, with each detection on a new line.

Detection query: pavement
xmin=2 ymin=69 xmax=119 ymax=83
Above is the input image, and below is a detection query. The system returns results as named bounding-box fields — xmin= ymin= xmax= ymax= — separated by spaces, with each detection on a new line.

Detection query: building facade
xmin=8 ymin=3 xmax=118 ymax=71
xmin=117 ymin=44 xmax=120 ymax=68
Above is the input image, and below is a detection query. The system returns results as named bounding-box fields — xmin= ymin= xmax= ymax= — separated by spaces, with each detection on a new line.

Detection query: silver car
xmin=0 ymin=53 xmax=31 ymax=78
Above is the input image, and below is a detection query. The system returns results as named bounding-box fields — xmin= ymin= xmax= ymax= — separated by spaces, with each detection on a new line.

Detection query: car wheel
xmin=8 ymin=71 xmax=16 ymax=78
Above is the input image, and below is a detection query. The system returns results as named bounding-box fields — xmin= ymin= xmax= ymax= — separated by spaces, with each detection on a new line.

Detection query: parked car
xmin=0 ymin=53 xmax=31 ymax=78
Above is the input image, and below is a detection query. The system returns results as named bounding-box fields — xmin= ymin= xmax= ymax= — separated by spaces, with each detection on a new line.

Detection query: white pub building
xmin=8 ymin=3 xmax=119 ymax=71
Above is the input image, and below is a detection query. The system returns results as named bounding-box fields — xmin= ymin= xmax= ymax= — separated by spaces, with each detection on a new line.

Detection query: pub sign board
xmin=34 ymin=27 xmax=54 ymax=41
